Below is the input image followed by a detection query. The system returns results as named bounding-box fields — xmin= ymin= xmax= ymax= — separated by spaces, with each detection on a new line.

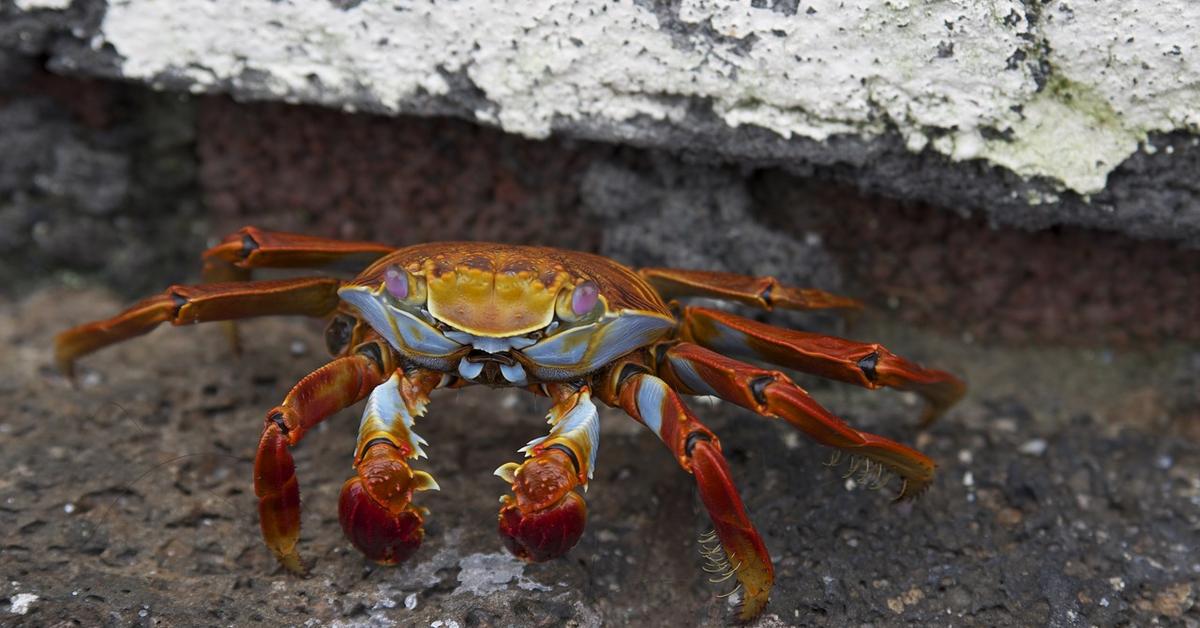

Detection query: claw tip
xmin=412 ymin=470 xmax=440 ymax=492
xmin=494 ymin=462 xmax=520 ymax=484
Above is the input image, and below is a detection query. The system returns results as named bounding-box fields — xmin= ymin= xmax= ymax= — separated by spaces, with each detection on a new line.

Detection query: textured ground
xmin=2 ymin=289 xmax=1198 ymax=626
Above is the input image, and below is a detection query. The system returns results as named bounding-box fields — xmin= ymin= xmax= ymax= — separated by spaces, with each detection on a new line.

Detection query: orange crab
xmin=56 ymin=227 xmax=965 ymax=620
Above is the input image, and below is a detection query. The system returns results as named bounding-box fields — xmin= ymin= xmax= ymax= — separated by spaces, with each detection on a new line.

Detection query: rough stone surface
xmin=752 ymin=174 xmax=1200 ymax=344
xmin=7 ymin=59 xmax=1199 ymax=343
xmin=196 ymin=97 xmax=606 ymax=253
xmin=0 ymin=60 xmax=204 ymax=297
xmin=3 ymin=289 xmax=1199 ymax=626
xmin=4 ymin=0 xmax=1200 ymax=243
xmin=188 ymin=93 xmax=1200 ymax=344
xmin=581 ymin=156 xmax=844 ymax=292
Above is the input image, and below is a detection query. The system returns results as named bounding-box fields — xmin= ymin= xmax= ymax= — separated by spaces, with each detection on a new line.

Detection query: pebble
xmin=1018 ymin=439 xmax=1047 ymax=456
xmin=8 ymin=593 xmax=37 ymax=615
xmin=996 ymin=507 xmax=1023 ymax=527
xmin=993 ymin=417 xmax=1018 ymax=433
xmin=1152 ymin=582 xmax=1194 ymax=618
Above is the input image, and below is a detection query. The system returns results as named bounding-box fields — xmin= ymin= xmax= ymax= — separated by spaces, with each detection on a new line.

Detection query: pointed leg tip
xmin=736 ymin=595 xmax=770 ymax=623
xmin=278 ymin=551 xmax=306 ymax=575
xmin=53 ymin=343 xmax=77 ymax=382
xmin=839 ymin=297 xmax=866 ymax=311
xmin=917 ymin=393 xmax=965 ymax=427
xmin=891 ymin=477 xmax=930 ymax=502
xmin=57 ymin=363 xmax=78 ymax=386
xmin=917 ymin=406 xmax=942 ymax=428
xmin=912 ymin=378 xmax=967 ymax=427
xmin=57 ymin=365 xmax=84 ymax=388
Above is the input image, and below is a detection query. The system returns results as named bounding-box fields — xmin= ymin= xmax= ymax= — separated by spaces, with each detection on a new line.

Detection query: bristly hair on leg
xmin=696 ymin=528 xmax=746 ymax=603
xmin=823 ymin=452 xmax=930 ymax=501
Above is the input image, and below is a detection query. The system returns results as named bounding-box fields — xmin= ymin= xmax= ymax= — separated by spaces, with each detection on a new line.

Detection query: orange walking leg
xmin=639 ymin=267 xmax=863 ymax=311
xmin=55 ymin=277 xmax=343 ymax=378
xmin=678 ymin=306 xmax=966 ymax=425
xmin=658 ymin=341 xmax=936 ymax=499
xmin=200 ymin=226 xmax=393 ymax=351
xmin=255 ymin=343 xmax=391 ymax=572
xmin=605 ymin=370 xmax=774 ymax=621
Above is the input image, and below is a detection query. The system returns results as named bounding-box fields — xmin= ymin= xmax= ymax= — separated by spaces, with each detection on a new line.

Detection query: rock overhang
xmin=4 ymin=0 xmax=1199 ymax=243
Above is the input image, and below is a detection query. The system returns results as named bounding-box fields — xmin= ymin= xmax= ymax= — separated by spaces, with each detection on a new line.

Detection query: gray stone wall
xmin=4 ymin=0 xmax=1199 ymax=244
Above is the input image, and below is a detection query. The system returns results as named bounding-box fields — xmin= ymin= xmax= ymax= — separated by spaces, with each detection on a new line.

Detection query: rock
xmin=3 ymin=0 xmax=1200 ymax=243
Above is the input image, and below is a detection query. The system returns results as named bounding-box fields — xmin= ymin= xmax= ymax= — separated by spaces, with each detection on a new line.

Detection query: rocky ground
xmin=2 ymin=287 xmax=1197 ymax=627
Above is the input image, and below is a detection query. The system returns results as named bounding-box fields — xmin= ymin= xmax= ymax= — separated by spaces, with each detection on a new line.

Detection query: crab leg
xmin=338 ymin=368 xmax=445 ymax=566
xmin=202 ymin=226 xmax=394 ymax=281
xmin=658 ymin=341 xmax=935 ymax=499
xmin=201 ymin=226 xmax=393 ymax=350
xmin=610 ymin=370 xmax=774 ymax=622
xmin=639 ymin=267 xmax=863 ymax=311
xmin=679 ymin=306 xmax=966 ymax=425
xmin=55 ymin=277 xmax=343 ymax=379
xmin=255 ymin=341 xmax=392 ymax=572
xmin=495 ymin=383 xmax=598 ymax=562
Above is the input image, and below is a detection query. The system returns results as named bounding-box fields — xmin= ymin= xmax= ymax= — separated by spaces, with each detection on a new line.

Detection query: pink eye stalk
xmin=384 ymin=266 xmax=409 ymax=300
xmin=571 ymin=281 xmax=599 ymax=316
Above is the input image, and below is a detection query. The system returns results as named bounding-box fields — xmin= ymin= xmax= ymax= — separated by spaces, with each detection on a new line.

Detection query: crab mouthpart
xmin=443 ymin=330 xmax=537 ymax=353
xmin=456 ymin=352 xmax=529 ymax=385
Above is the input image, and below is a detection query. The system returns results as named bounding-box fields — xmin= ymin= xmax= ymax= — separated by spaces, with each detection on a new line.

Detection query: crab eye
xmin=384 ymin=266 xmax=409 ymax=300
xmin=571 ymin=281 xmax=599 ymax=316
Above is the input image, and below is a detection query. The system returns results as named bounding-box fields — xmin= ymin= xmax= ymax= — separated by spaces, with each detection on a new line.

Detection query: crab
xmin=55 ymin=226 xmax=965 ymax=621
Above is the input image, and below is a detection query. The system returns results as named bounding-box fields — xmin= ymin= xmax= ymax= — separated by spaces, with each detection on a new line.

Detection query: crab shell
xmin=337 ymin=243 xmax=676 ymax=382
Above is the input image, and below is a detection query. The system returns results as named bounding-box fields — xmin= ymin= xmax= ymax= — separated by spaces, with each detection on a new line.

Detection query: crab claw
xmin=496 ymin=449 xmax=587 ymax=562
xmin=255 ymin=423 xmax=304 ymax=573
xmin=338 ymin=442 xmax=437 ymax=565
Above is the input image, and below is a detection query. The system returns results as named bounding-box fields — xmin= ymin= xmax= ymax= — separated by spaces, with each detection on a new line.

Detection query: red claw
xmin=497 ymin=450 xmax=587 ymax=562
xmin=499 ymin=491 xmax=587 ymax=562
xmin=337 ymin=444 xmax=430 ymax=565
